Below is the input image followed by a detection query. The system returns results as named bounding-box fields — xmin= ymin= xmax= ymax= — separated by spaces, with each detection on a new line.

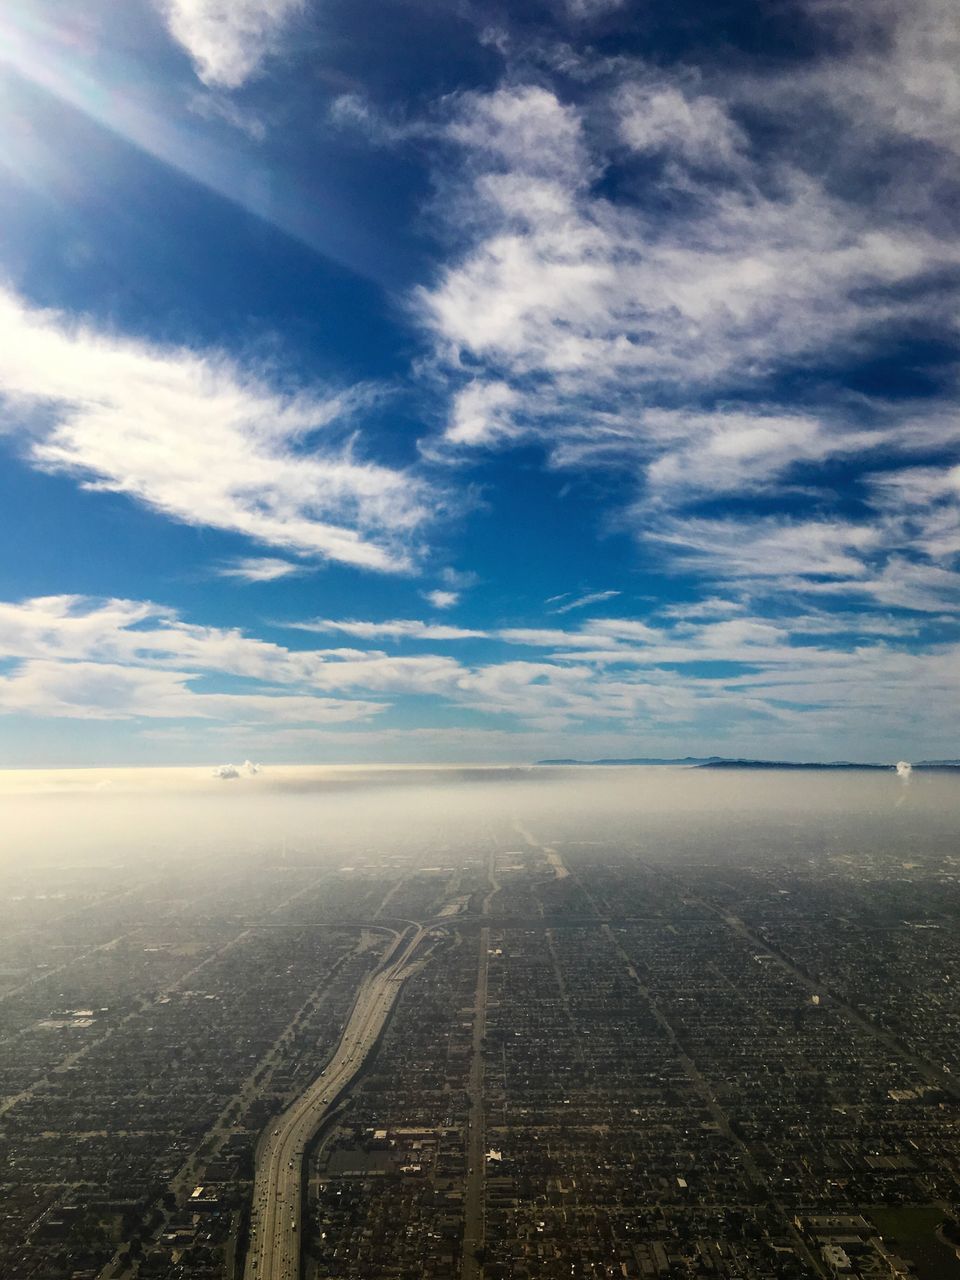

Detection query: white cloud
xmin=216 ymin=557 xmax=306 ymax=582
xmin=648 ymin=516 xmax=883 ymax=579
xmin=868 ymin=464 xmax=960 ymax=510
xmin=0 ymin=659 xmax=384 ymax=725
xmin=793 ymin=0 xmax=960 ymax=157
xmin=658 ymin=598 xmax=746 ymax=622
xmin=424 ymin=589 xmax=460 ymax=610
xmin=446 ymin=380 xmax=519 ymax=446
xmin=785 ymin=558 xmax=960 ymax=614
xmin=411 ymin=37 xmax=960 ymax=608
xmin=0 ymin=288 xmax=425 ymax=572
xmin=498 ymin=627 xmax=614 ymax=649
xmin=0 ymin=594 xmax=957 ymax=751
xmin=497 ymin=619 xmax=657 ymax=650
xmin=293 ymin=617 xmax=484 ymax=641
xmin=640 ymin=409 xmax=880 ymax=498
xmin=552 ymin=589 xmax=621 ymax=614
xmin=213 ymin=759 xmax=262 ymax=779
xmin=306 ymin=653 xmax=462 ymax=694
xmin=587 ymin=618 xmax=657 ymax=640
xmin=616 ymin=81 xmax=746 ymax=165
xmin=785 ymin=611 xmax=921 ymax=638
xmin=0 ymin=596 xmax=477 ymax=724
xmin=0 ymin=597 xmax=466 ymax=694
xmin=156 ymin=0 xmax=303 ymax=89
xmin=446 ymin=85 xmax=590 ymax=183
xmin=420 ymin=83 xmax=957 ymax=416
xmin=440 ymin=566 xmax=479 ymax=590
xmin=329 ymin=94 xmax=432 ymax=148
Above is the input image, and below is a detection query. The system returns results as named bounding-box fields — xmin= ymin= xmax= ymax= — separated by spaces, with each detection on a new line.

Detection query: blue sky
xmin=0 ymin=0 xmax=958 ymax=766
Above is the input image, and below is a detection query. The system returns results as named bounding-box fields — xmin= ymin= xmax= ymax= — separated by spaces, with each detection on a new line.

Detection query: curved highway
xmin=243 ymin=926 xmax=430 ymax=1280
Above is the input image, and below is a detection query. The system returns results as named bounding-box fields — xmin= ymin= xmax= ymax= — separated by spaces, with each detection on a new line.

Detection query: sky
xmin=0 ymin=0 xmax=958 ymax=767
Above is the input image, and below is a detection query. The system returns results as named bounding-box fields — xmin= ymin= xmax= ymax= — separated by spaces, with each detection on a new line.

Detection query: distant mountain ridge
xmin=536 ymin=756 xmax=724 ymax=766
xmin=535 ymin=757 xmax=960 ymax=769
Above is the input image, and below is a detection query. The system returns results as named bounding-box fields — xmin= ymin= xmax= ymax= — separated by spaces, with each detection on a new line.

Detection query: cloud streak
xmin=0 ymin=288 xmax=425 ymax=573
xmin=291 ymin=618 xmax=485 ymax=641
xmin=216 ymin=558 xmax=308 ymax=583
xmin=551 ymin=589 xmax=621 ymax=614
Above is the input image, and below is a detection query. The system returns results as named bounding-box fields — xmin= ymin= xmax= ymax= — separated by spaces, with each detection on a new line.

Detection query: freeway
xmin=243 ymin=926 xmax=431 ymax=1280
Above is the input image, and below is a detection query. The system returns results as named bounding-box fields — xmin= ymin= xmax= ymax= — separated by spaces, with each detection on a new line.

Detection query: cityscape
xmin=2 ymin=767 xmax=959 ymax=1280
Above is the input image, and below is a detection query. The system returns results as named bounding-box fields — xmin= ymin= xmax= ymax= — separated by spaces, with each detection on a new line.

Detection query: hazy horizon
xmin=1 ymin=763 xmax=955 ymax=865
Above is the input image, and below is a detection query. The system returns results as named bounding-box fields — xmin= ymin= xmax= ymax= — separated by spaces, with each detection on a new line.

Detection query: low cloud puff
xmin=213 ymin=760 xmax=262 ymax=780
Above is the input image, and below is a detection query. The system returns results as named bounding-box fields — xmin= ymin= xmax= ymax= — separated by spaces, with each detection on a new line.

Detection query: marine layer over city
xmin=1 ymin=0 xmax=959 ymax=1277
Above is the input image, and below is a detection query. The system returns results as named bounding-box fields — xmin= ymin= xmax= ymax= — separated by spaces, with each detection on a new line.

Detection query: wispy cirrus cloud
xmin=216 ymin=558 xmax=307 ymax=583
xmin=551 ymin=589 xmax=620 ymax=614
xmin=0 ymin=288 xmax=425 ymax=573
xmin=187 ymin=91 xmax=268 ymax=141
xmin=289 ymin=617 xmax=485 ymax=641
xmin=645 ymin=517 xmax=885 ymax=581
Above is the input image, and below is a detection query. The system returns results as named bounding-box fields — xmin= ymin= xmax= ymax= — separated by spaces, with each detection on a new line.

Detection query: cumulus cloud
xmin=156 ymin=0 xmax=303 ymax=89
xmin=213 ymin=759 xmax=262 ymax=779
xmin=0 ymin=288 xmax=425 ymax=573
